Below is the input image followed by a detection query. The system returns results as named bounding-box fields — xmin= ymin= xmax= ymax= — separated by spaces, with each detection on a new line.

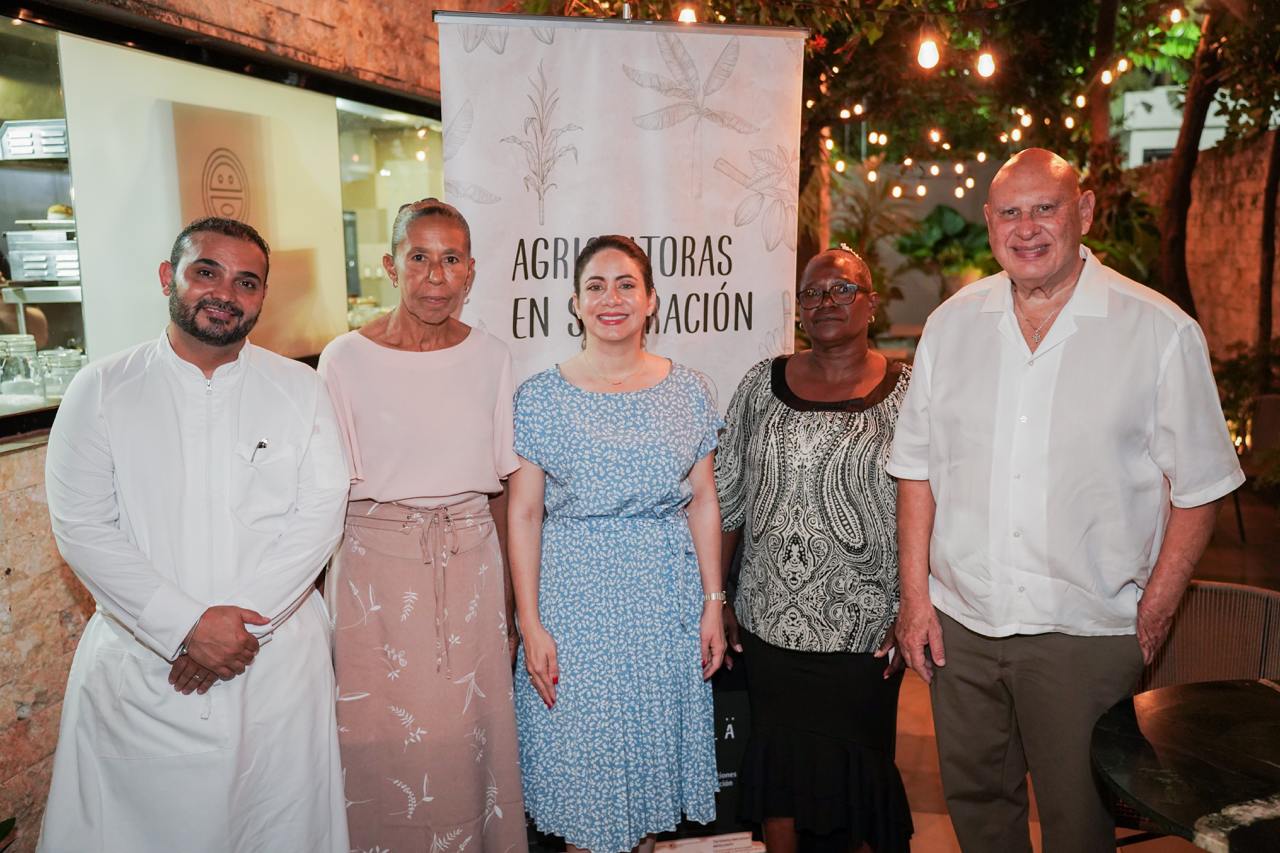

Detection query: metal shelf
xmin=1 ymin=285 xmax=82 ymax=304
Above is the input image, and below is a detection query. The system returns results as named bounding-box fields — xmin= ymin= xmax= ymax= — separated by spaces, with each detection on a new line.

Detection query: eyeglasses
xmin=796 ymin=280 xmax=866 ymax=309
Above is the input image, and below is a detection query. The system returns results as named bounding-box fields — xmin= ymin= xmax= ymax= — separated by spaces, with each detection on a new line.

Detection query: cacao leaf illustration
xmin=633 ymin=102 xmax=700 ymax=131
xmin=622 ymin=65 xmax=694 ymax=100
xmin=703 ymin=108 xmax=759 ymax=134
xmin=735 ymin=193 xmax=764 ymax=226
xmin=442 ymin=101 xmax=473 ymax=162
xmin=764 ymin=198 xmax=787 ymax=251
xmin=703 ymin=38 xmax=740 ymax=96
xmin=657 ymin=32 xmax=700 ymax=95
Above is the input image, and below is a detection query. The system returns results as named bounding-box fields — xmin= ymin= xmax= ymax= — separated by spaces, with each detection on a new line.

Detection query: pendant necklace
xmin=585 ymin=352 xmax=643 ymax=386
xmin=1012 ymin=286 xmax=1069 ymax=345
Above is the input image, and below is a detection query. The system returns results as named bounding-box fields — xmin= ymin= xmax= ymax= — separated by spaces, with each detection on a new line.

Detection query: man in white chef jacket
xmin=38 ymin=217 xmax=350 ymax=853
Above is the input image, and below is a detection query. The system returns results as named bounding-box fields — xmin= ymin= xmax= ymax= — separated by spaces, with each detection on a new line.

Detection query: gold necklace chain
xmin=1011 ymin=284 xmax=1073 ymax=345
xmin=584 ymin=351 xmax=644 ymax=386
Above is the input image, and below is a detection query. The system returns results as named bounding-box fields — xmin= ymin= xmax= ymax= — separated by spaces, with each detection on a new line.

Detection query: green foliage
xmin=895 ymin=205 xmax=996 ymax=278
xmin=1212 ymin=2 xmax=1280 ymax=142
xmin=1213 ymin=338 xmax=1280 ymax=492
xmin=828 ymin=158 xmax=913 ymax=334
xmin=1083 ymin=153 xmax=1162 ymax=288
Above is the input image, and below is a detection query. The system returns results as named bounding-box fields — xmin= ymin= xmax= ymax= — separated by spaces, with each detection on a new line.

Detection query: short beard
xmin=169 ymin=290 xmax=259 ymax=347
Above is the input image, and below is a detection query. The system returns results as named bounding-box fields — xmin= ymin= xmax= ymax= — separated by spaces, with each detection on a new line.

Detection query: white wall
xmin=59 ymin=33 xmax=347 ymax=360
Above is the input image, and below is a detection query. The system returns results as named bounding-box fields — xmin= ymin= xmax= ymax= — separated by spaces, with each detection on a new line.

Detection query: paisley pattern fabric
xmin=512 ymin=363 xmax=722 ymax=853
xmin=716 ymin=357 xmax=910 ymax=654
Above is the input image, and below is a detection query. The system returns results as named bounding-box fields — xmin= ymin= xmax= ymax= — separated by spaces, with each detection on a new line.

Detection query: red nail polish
xmin=552 ymin=676 xmax=559 ymax=685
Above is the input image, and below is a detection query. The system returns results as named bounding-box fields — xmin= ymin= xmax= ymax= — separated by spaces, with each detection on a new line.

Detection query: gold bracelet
xmin=703 ymin=591 xmax=727 ymax=604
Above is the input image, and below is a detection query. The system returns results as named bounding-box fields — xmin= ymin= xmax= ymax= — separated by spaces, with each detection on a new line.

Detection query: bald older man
xmin=887 ymin=149 xmax=1243 ymax=851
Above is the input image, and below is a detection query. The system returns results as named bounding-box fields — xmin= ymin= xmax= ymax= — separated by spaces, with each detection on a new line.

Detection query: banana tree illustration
xmin=443 ymin=100 xmax=500 ymax=205
xmin=461 ymin=25 xmax=508 ymax=54
xmin=714 ymin=145 xmax=799 ymax=252
xmin=624 ymin=34 xmax=758 ymax=197
xmin=501 ymin=62 xmax=581 ymax=226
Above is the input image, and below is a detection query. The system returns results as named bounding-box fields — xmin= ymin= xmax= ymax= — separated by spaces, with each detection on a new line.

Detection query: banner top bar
xmin=432 ymin=11 xmax=809 ymax=39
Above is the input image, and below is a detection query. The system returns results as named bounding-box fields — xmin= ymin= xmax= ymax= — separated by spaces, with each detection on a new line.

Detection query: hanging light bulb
xmin=878 ymin=133 xmax=889 ymax=146
xmin=839 ymin=108 xmax=851 ymax=120
xmin=1101 ymin=69 xmax=1114 ymax=85
xmin=929 ymin=128 xmax=942 ymax=143
xmin=1169 ymin=8 xmax=1183 ymax=23
xmin=832 ymin=66 xmax=840 ymax=75
xmin=942 ymin=142 xmax=952 ymax=151
xmin=976 ymin=151 xmax=987 ymax=163
xmin=1075 ymin=94 xmax=1087 ymax=108
xmin=1020 ymin=113 xmax=1033 ymax=128
xmin=954 ymin=163 xmax=965 ymax=174
xmin=916 ymin=184 xmax=928 ymax=197
xmin=867 ymin=169 xmax=878 ymax=183
xmin=955 ymin=186 xmax=966 ymax=198
xmin=868 ymin=131 xmax=878 ymax=144
xmin=1065 ymin=116 xmax=1076 ymax=129
xmin=977 ymin=52 xmax=996 ymax=78
xmin=964 ymin=176 xmax=975 ymax=189
xmin=806 ymin=99 xmax=815 ymax=109
xmin=1015 ymin=107 xmax=1026 ymax=115
xmin=1010 ymin=127 xmax=1023 ymax=142
xmin=825 ymin=138 xmax=835 ymax=151
xmin=917 ymin=35 xmax=941 ymax=69
xmin=835 ymin=160 xmax=846 ymax=173
xmin=891 ymin=185 xmax=904 ymax=198
xmin=677 ymin=6 xmax=697 ymax=23
xmin=929 ymin=164 xmax=941 ymax=176
xmin=999 ymin=132 xmax=1009 ymax=143
xmin=903 ymin=157 xmax=914 ymax=167
xmin=853 ymin=103 xmax=864 ymax=116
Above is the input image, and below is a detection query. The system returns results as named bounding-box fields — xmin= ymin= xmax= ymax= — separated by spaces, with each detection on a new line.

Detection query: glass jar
xmin=0 ymin=333 xmax=44 ymax=404
xmin=37 ymin=347 xmax=84 ymax=401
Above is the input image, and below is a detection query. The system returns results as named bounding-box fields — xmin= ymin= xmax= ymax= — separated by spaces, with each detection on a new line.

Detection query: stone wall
xmin=1133 ymin=130 xmax=1280 ymax=353
xmin=50 ymin=0 xmax=508 ymax=102
xmin=0 ymin=440 xmax=93 ymax=853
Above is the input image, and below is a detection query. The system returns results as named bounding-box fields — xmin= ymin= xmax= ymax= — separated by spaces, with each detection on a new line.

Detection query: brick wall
xmin=1133 ymin=130 xmax=1280 ymax=353
xmin=53 ymin=0 xmax=509 ymax=102
xmin=0 ymin=440 xmax=93 ymax=853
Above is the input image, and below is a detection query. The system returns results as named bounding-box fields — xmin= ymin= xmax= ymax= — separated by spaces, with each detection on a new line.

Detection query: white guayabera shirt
xmin=38 ymin=333 xmax=350 ymax=853
xmin=887 ymin=247 xmax=1244 ymax=638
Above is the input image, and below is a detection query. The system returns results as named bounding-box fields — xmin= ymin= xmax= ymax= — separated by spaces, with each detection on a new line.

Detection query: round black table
xmin=1091 ymin=679 xmax=1280 ymax=852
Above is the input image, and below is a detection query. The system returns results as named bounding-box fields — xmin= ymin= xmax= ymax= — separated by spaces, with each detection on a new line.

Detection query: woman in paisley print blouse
xmin=715 ymin=247 xmax=914 ymax=853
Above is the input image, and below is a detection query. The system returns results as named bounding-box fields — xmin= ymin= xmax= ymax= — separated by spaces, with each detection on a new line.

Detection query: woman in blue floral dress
xmin=507 ymin=235 xmax=725 ymax=853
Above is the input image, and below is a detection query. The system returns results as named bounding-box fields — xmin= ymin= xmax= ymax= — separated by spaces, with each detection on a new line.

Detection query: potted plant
xmin=895 ymin=205 xmax=999 ymax=300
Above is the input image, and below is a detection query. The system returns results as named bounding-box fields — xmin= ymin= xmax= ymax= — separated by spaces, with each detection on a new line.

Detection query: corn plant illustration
xmin=714 ymin=145 xmax=799 ymax=252
xmin=443 ymin=101 xmax=500 ymax=205
xmin=501 ymin=62 xmax=581 ymax=226
xmin=623 ymin=35 xmax=759 ymax=197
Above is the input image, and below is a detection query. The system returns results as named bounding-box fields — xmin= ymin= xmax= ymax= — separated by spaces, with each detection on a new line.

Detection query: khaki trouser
xmin=930 ymin=611 xmax=1145 ymax=853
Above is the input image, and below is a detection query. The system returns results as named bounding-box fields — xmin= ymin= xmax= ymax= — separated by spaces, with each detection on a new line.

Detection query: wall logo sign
xmin=202 ymin=147 xmax=250 ymax=219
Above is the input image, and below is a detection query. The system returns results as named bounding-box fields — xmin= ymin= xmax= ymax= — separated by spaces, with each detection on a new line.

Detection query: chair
xmin=1113 ymin=580 xmax=1280 ymax=846
xmin=1232 ymin=393 xmax=1280 ymax=542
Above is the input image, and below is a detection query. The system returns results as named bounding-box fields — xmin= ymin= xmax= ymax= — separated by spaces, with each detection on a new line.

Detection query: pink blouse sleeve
xmin=493 ymin=350 xmax=520 ymax=479
xmin=317 ymin=342 xmax=363 ymax=484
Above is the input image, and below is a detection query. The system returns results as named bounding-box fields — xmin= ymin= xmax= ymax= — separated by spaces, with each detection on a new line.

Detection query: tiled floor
xmin=896 ymin=489 xmax=1278 ymax=852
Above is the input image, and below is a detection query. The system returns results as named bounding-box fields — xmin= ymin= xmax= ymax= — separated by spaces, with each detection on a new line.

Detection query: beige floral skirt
xmin=328 ymin=495 xmax=527 ymax=853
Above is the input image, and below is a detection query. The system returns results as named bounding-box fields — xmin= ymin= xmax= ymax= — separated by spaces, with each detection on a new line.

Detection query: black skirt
xmin=737 ymin=630 xmax=914 ymax=853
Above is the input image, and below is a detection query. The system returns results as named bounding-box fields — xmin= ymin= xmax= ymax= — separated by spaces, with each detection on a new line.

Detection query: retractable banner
xmin=437 ymin=12 xmax=805 ymax=408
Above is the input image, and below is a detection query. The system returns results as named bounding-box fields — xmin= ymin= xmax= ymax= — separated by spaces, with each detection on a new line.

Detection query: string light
xmin=832 ymin=66 xmax=840 ymax=75
xmin=1020 ymin=113 xmax=1033 ymax=127
xmin=1010 ymin=128 xmax=1023 ymax=142
xmin=867 ymin=169 xmax=878 ymax=182
xmin=839 ymin=108 xmax=851 ymax=119
xmin=954 ymin=163 xmax=965 ymax=174
xmin=1101 ymin=69 xmax=1114 ymax=85
xmin=1064 ymin=116 xmax=1076 ymax=129
xmin=853 ymin=103 xmax=864 ymax=116
xmin=903 ymin=157 xmax=914 ymax=167
xmin=917 ymin=35 xmax=940 ymax=70
xmin=1015 ymin=107 xmax=1026 ymax=115
xmin=891 ymin=185 xmax=904 ymax=198
xmin=1169 ymin=7 xmax=1183 ymax=23
xmin=1116 ymin=58 xmax=1129 ymax=73
xmin=942 ymin=142 xmax=952 ymax=150
xmin=976 ymin=151 xmax=987 ymax=163
xmin=964 ymin=176 xmax=975 ymax=189
xmin=677 ymin=6 xmax=697 ymax=23
xmin=825 ymin=138 xmax=835 ymax=151
xmin=916 ymin=185 xmax=928 ymax=197
xmin=929 ymin=164 xmax=941 ymax=176
xmin=977 ymin=52 xmax=996 ymax=78
xmin=1075 ymin=94 xmax=1087 ymax=108
xmin=806 ymin=99 xmax=815 ymax=109
xmin=929 ymin=129 xmax=942 ymax=143
xmin=955 ymin=186 xmax=966 ymax=198
xmin=999 ymin=133 xmax=1009 ymax=143
xmin=868 ymin=131 xmax=878 ymax=144
xmin=835 ymin=160 xmax=846 ymax=173
xmin=877 ymin=133 xmax=889 ymax=146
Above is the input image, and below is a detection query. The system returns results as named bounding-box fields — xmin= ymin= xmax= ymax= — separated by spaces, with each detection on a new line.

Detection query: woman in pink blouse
xmin=318 ymin=199 xmax=527 ymax=853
